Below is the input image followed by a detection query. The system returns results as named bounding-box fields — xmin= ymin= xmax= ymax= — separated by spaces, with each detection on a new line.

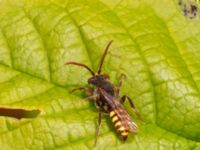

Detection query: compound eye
xmin=88 ymin=78 xmax=92 ymax=84
xmin=88 ymin=77 xmax=96 ymax=84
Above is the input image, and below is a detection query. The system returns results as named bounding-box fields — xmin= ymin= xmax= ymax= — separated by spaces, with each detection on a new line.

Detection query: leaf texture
xmin=0 ymin=0 xmax=199 ymax=149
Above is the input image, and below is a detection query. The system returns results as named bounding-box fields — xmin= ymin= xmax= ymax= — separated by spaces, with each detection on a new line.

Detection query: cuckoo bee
xmin=65 ymin=41 xmax=139 ymax=146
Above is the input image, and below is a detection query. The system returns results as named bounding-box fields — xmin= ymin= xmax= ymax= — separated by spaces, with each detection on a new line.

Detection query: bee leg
xmin=70 ymin=87 xmax=85 ymax=93
xmin=94 ymin=110 xmax=102 ymax=147
xmin=70 ymin=87 xmax=93 ymax=95
xmin=120 ymin=95 xmax=141 ymax=119
xmin=115 ymin=73 xmax=126 ymax=97
xmin=71 ymin=87 xmax=97 ymax=101
xmin=85 ymin=94 xmax=99 ymax=101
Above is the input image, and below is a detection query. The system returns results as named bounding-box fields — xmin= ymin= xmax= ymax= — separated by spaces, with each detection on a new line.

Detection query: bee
xmin=178 ymin=0 xmax=199 ymax=19
xmin=65 ymin=41 xmax=139 ymax=146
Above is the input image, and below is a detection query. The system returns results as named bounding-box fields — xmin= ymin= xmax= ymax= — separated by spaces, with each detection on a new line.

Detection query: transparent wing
xmin=115 ymin=101 xmax=138 ymax=132
xmin=99 ymin=88 xmax=138 ymax=132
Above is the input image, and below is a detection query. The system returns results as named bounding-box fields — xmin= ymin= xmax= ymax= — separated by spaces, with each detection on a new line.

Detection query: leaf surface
xmin=0 ymin=0 xmax=199 ymax=149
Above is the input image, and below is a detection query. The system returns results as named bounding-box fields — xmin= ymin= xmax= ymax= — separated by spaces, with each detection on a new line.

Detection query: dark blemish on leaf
xmin=178 ymin=0 xmax=199 ymax=19
xmin=0 ymin=107 xmax=40 ymax=120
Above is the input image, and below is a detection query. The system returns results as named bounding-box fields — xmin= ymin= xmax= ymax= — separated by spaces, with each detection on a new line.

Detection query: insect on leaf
xmin=0 ymin=0 xmax=199 ymax=149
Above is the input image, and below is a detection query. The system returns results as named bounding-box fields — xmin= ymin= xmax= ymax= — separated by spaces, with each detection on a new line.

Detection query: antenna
xmin=65 ymin=62 xmax=95 ymax=76
xmin=97 ymin=40 xmax=113 ymax=74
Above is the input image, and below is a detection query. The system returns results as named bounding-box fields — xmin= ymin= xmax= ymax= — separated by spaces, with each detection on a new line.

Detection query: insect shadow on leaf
xmin=65 ymin=41 xmax=140 ymax=146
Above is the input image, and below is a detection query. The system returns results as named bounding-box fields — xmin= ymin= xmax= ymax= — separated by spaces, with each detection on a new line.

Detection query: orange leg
xmin=94 ymin=110 xmax=102 ymax=147
xmin=120 ymin=95 xmax=141 ymax=120
xmin=115 ymin=73 xmax=126 ymax=97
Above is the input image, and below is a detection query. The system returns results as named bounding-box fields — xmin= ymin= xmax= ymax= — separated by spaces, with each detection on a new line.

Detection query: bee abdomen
xmin=110 ymin=110 xmax=129 ymax=140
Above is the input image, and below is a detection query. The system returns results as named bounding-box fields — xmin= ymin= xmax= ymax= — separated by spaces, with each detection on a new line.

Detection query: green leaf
xmin=0 ymin=0 xmax=199 ymax=149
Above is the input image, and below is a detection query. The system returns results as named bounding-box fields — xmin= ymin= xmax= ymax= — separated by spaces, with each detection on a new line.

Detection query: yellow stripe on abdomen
xmin=110 ymin=110 xmax=129 ymax=141
xmin=110 ymin=111 xmax=118 ymax=122
xmin=110 ymin=111 xmax=115 ymax=117
xmin=120 ymin=131 xmax=128 ymax=141
xmin=110 ymin=111 xmax=125 ymax=130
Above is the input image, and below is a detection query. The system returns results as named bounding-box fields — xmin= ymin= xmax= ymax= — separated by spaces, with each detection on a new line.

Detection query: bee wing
xmin=126 ymin=114 xmax=138 ymax=132
xmin=115 ymin=101 xmax=138 ymax=132
xmin=98 ymin=88 xmax=117 ymax=108
xmin=98 ymin=88 xmax=138 ymax=132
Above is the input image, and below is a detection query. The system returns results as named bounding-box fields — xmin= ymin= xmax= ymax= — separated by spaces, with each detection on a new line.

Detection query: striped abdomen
xmin=109 ymin=108 xmax=137 ymax=140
